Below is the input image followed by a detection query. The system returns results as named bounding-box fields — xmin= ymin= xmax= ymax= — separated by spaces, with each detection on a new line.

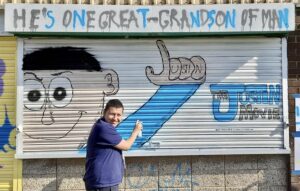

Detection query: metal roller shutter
xmin=0 ymin=37 xmax=19 ymax=191
xmin=17 ymin=37 xmax=289 ymax=158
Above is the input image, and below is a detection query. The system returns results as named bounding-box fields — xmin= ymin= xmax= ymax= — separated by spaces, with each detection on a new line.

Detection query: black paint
xmin=23 ymin=47 xmax=101 ymax=71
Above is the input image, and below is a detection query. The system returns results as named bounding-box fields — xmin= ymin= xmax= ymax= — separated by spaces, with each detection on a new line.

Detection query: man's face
xmin=23 ymin=69 xmax=118 ymax=139
xmin=104 ymin=107 xmax=123 ymax=127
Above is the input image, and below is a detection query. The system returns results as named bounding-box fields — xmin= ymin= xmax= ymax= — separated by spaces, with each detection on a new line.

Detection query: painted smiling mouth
xmin=23 ymin=110 xmax=87 ymax=140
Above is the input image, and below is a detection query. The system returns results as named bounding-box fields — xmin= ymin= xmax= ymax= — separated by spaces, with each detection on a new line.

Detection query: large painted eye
xmin=48 ymin=77 xmax=73 ymax=108
xmin=24 ymin=79 xmax=45 ymax=111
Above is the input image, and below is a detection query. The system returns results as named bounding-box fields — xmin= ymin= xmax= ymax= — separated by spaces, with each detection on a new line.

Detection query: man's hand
xmin=114 ymin=120 xmax=143 ymax=151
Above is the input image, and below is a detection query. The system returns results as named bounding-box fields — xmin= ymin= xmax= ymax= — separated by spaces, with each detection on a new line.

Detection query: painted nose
xmin=41 ymin=102 xmax=55 ymax=125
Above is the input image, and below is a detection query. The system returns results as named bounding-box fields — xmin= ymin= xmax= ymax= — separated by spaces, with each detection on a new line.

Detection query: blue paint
xmin=0 ymin=59 xmax=5 ymax=96
xmin=207 ymin=10 xmax=216 ymax=29
xmin=190 ymin=11 xmax=200 ymax=28
xmin=225 ymin=10 xmax=236 ymax=28
xmin=278 ymin=8 xmax=289 ymax=29
xmin=78 ymin=146 xmax=86 ymax=154
xmin=269 ymin=84 xmax=281 ymax=105
xmin=293 ymin=131 xmax=300 ymax=137
xmin=127 ymin=164 xmax=156 ymax=188
xmin=0 ymin=107 xmax=16 ymax=152
xmin=117 ymin=84 xmax=200 ymax=149
xmin=45 ymin=11 xmax=55 ymax=29
xmin=239 ymin=84 xmax=268 ymax=105
xmin=292 ymin=170 xmax=300 ymax=175
xmin=78 ymin=84 xmax=200 ymax=152
xmin=73 ymin=10 xmax=86 ymax=29
xmin=210 ymin=84 xmax=281 ymax=122
xmin=296 ymin=106 xmax=300 ymax=117
xmin=136 ymin=8 xmax=149 ymax=28
xmin=162 ymin=162 xmax=191 ymax=188
xmin=210 ymin=84 xmax=244 ymax=121
xmin=181 ymin=9 xmax=237 ymax=29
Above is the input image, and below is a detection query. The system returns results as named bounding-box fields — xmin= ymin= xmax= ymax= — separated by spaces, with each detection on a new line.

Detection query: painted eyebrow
xmin=24 ymin=72 xmax=42 ymax=81
xmin=51 ymin=71 xmax=73 ymax=76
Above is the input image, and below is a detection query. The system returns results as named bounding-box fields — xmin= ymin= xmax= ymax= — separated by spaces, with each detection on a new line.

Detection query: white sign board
xmin=295 ymin=96 xmax=300 ymax=172
xmin=4 ymin=3 xmax=295 ymax=34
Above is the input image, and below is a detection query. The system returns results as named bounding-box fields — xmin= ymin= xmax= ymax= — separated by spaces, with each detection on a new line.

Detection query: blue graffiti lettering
xmin=207 ymin=10 xmax=216 ymax=29
xmin=210 ymin=84 xmax=281 ymax=122
xmin=190 ymin=10 xmax=200 ymax=28
xmin=269 ymin=84 xmax=281 ymax=104
xmin=73 ymin=9 xmax=86 ymax=29
xmin=45 ymin=10 xmax=55 ymax=29
xmin=162 ymin=162 xmax=191 ymax=188
xmin=278 ymin=8 xmax=289 ymax=29
xmin=127 ymin=163 xmax=156 ymax=188
xmin=225 ymin=10 xmax=236 ymax=28
xmin=136 ymin=8 xmax=149 ymax=28
xmin=210 ymin=84 xmax=243 ymax=121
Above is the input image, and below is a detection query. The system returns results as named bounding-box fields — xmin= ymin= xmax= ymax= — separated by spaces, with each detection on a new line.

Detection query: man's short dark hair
xmin=104 ymin=99 xmax=124 ymax=114
xmin=23 ymin=47 xmax=101 ymax=71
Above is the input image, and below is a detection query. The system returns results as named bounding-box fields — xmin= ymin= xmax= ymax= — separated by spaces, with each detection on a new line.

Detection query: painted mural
xmin=20 ymin=38 xmax=284 ymax=157
xmin=0 ymin=37 xmax=17 ymax=191
xmin=23 ymin=47 xmax=119 ymax=140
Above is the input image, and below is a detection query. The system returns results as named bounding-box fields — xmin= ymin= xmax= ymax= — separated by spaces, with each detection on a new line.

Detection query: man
xmin=84 ymin=99 xmax=142 ymax=191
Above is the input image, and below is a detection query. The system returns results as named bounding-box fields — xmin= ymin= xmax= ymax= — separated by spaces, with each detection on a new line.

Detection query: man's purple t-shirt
xmin=84 ymin=118 xmax=123 ymax=189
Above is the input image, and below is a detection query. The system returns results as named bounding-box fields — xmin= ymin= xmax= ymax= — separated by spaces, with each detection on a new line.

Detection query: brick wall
xmin=289 ymin=7 xmax=300 ymax=191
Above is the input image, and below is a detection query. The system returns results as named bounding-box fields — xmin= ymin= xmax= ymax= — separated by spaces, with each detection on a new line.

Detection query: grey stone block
xmin=193 ymin=169 xmax=225 ymax=187
xmin=57 ymin=173 xmax=85 ymax=190
xmin=193 ymin=188 xmax=225 ymax=191
xmin=258 ymin=169 xmax=287 ymax=186
xmin=125 ymin=189 xmax=158 ymax=191
xmin=192 ymin=156 xmax=224 ymax=171
xmin=258 ymin=185 xmax=287 ymax=191
xmin=23 ymin=174 xmax=56 ymax=191
xmin=159 ymin=189 xmax=191 ymax=191
xmin=226 ymin=186 xmax=258 ymax=191
xmin=119 ymin=177 xmax=125 ymax=189
xmin=23 ymin=159 xmax=56 ymax=175
xmin=225 ymin=170 xmax=258 ymax=188
xmin=257 ymin=155 xmax=287 ymax=170
xmin=159 ymin=157 xmax=191 ymax=188
xmin=125 ymin=157 xmax=158 ymax=189
xmin=57 ymin=158 xmax=85 ymax=174
xmin=225 ymin=155 xmax=257 ymax=170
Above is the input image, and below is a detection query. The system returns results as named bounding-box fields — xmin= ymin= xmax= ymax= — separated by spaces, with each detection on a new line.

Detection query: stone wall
xmin=23 ymin=155 xmax=288 ymax=191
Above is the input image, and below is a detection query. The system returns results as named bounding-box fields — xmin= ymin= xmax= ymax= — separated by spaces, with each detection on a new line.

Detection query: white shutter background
xmin=18 ymin=37 xmax=287 ymax=158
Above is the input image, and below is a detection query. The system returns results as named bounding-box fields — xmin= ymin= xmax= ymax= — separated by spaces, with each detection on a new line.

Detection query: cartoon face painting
xmin=23 ymin=47 xmax=119 ymax=140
